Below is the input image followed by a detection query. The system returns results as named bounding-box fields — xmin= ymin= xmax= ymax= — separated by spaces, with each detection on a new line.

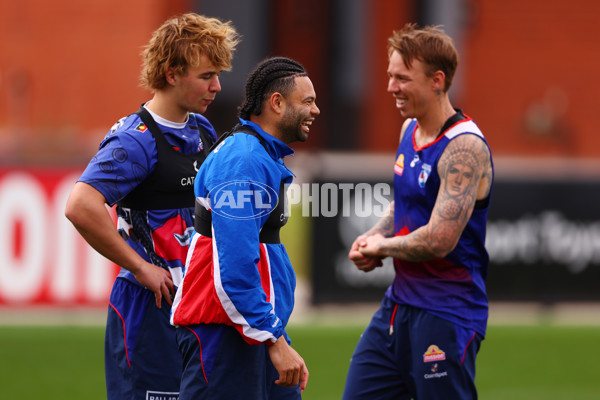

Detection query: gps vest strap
xmin=117 ymin=106 xmax=213 ymax=210
xmin=194 ymin=126 xmax=288 ymax=244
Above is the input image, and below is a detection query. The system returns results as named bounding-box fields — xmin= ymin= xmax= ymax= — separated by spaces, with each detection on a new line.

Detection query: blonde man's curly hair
xmin=140 ymin=13 xmax=241 ymax=91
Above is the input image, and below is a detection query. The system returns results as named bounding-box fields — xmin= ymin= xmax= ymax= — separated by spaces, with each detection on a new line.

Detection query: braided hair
xmin=238 ymin=57 xmax=307 ymax=119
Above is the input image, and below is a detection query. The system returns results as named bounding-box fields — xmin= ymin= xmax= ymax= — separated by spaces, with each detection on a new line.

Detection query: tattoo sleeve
xmin=368 ymin=201 xmax=395 ymax=237
xmin=380 ymin=134 xmax=491 ymax=261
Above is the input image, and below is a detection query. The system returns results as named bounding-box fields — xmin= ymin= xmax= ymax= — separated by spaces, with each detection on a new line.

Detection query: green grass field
xmin=0 ymin=323 xmax=598 ymax=399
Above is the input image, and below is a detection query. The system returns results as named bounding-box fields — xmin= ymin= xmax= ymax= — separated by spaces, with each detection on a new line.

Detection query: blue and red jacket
xmin=389 ymin=114 xmax=493 ymax=337
xmin=171 ymin=119 xmax=297 ymax=345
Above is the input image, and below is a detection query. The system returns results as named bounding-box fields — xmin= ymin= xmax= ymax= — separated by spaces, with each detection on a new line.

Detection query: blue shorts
xmin=343 ymin=297 xmax=483 ymax=400
xmin=176 ymin=324 xmax=301 ymax=400
xmin=105 ymin=278 xmax=182 ymax=400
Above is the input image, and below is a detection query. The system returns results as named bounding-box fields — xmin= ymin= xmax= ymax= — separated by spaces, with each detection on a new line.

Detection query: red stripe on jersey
xmin=257 ymin=244 xmax=271 ymax=304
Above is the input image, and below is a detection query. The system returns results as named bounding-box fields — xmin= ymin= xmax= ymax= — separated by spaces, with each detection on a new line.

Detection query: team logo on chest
xmin=418 ymin=163 xmax=432 ymax=188
xmin=135 ymin=122 xmax=148 ymax=132
xmin=394 ymin=154 xmax=405 ymax=176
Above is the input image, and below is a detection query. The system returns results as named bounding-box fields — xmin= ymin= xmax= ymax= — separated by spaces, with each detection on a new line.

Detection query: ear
xmin=431 ymin=70 xmax=446 ymax=93
xmin=165 ymin=68 xmax=177 ymax=86
xmin=269 ymin=92 xmax=285 ymax=114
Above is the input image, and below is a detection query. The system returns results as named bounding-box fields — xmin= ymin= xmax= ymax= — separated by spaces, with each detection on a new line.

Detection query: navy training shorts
xmin=105 ymin=277 xmax=182 ymax=400
xmin=176 ymin=323 xmax=301 ymax=400
xmin=343 ymin=297 xmax=482 ymax=400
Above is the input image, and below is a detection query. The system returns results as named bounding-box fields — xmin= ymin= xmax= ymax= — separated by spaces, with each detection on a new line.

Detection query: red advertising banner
xmin=0 ymin=167 xmax=119 ymax=306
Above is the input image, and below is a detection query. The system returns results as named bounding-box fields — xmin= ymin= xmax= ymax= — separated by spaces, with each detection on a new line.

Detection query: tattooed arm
xmin=348 ymin=120 xmax=414 ymax=272
xmin=348 ymin=202 xmax=395 ymax=271
xmin=358 ymin=133 xmax=492 ymax=262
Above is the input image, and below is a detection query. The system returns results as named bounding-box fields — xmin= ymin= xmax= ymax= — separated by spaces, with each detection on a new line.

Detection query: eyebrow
xmin=198 ymin=70 xmax=219 ymax=77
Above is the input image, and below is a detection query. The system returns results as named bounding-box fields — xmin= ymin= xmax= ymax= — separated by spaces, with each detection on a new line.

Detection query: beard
xmin=277 ymin=106 xmax=309 ymax=144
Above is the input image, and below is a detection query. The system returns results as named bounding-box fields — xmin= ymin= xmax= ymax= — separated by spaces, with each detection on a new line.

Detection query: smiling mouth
xmin=302 ymin=120 xmax=313 ymax=132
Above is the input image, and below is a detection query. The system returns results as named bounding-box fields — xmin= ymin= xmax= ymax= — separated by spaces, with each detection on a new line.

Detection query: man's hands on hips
xmin=132 ymin=261 xmax=175 ymax=308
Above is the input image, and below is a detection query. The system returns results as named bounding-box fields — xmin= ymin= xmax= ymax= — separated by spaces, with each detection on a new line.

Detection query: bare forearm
xmin=355 ymin=201 xmax=443 ymax=262
xmin=377 ymin=223 xmax=456 ymax=261
xmin=366 ymin=201 xmax=395 ymax=238
xmin=65 ymin=183 xmax=144 ymax=273
xmin=374 ymin=195 xmax=467 ymax=261
xmin=66 ymin=182 xmax=174 ymax=307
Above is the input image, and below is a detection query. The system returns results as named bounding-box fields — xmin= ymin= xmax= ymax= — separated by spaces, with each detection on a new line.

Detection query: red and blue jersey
xmin=78 ymin=106 xmax=217 ymax=284
xmin=389 ymin=115 xmax=493 ymax=337
xmin=171 ymin=119 xmax=297 ymax=346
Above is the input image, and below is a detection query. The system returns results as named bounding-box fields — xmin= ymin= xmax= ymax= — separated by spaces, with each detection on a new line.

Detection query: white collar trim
xmin=143 ymin=104 xmax=188 ymax=129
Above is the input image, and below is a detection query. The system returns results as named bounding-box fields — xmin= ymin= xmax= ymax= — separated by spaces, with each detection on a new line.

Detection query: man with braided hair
xmin=171 ymin=56 xmax=319 ymax=399
xmin=343 ymin=23 xmax=493 ymax=399
xmin=65 ymin=13 xmax=239 ymax=399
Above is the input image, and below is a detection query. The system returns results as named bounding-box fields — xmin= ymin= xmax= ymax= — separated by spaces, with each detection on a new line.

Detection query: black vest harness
xmin=117 ymin=106 xmax=214 ymax=210
xmin=194 ymin=125 xmax=288 ymax=244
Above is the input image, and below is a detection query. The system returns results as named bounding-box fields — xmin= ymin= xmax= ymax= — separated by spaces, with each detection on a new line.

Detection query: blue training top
xmin=78 ymin=106 xmax=217 ymax=283
xmin=388 ymin=114 xmax=493 ymax=337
